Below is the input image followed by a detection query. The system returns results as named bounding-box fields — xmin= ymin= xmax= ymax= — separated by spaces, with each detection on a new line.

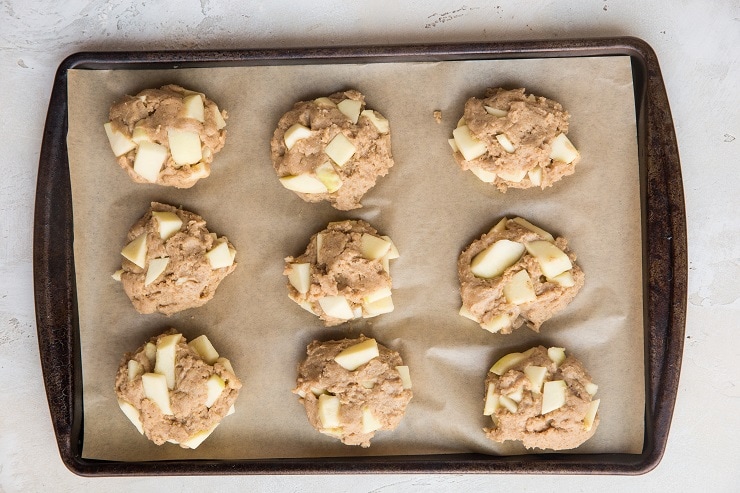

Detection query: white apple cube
xmin=167 ymin=128 xmax=202 ymax=166
xmin=585 ymin=382 xmax=599 ymax=396
xmin=360 ymin=110 xmax=390 ymax=134
xmin=549 ymin=133 xmax=579 ymax=164
xmin=361 ymin=408 xmax=383 ymax=433
xmin=499 ymin=395 xmax=518 ymax=413
xmin=131 ymin=125 xmax=151 ymax=144
xmin=325 ymin=132 xmax=356 ymax=167
xmin=133 ymin=141 xmax=168 ymax=183
xmin=297 ymin=300 xmax=316 ymax=314
xmin=496 ymin=168 xmax=527 ymax=183
xmin=152 ymin=211 xmax=182 ymax=240
xmin=547 ymin=347 xmax=566 ymax=367
xmin=484 ymin=106 xmax=508 ymax=117
xmin=495 ymin=134 xmax=516 ymax=153
xmin=489 ymin=348 xmax=535 ymax=376
xmin=127 ymin=359 xmax=144 ymax=381
xmin=217 ymin=357 xmax=235 ymax=374
xmin=337 ymin=99 xmax=362 ymax=124
xmin=457 ymin=117 xmax=466 ymax=128
xmin=104 ymin=122 xmax=136 ymax=157
xmin=206 ymin=241 xmax=235 ymax=269
xmin=117 ymin=399 xmax=144 ymax=434
xmin=154 ymin=333 xmax=181 ymax=390
xmin=547 ymin=270 xmax=575 ymax=287
xmin=541 ymin=380 xmax=568 ymax=415
xmin=503 ymin=270 xmax=536 ymax=305
xmin=458 ymin=305 xmax=480 ymax=323
xmin=188 ymin=335 xmax=220 ymax=365
xmin=360 ymin=381 xmax=375 ymax=389
xmin=204 ymin=374 xmax=225 ymax=408
xmin=212 ymin=105 xmax=227 ymax=130
xmin=284 ymin=123 xmax=312 ymax=150
xmin=318 ymin=394 xmax=341 ymax=429
xmin=334 ymin=338 xmax=379 ymax=371
xmin=318 ymin=295 xmax=354 ymax=320
xmin=226 ymin=404 xmax=235 ymax=416
xmin=181 ymin=94 xmax=205 ymax=122
xmin=112 ymin=269 xmax=123 ymax=281
xmin=512 ymin=217 xmax=554 ymax=242
xmin=507 ymin=388 xmax=524 ymax=403
xmin=314 ymin=97 xmax=337 ymax=107
xmin=288 ymin=263 xmax=311 ymax=294
xmin=381 ymin=255 xmax=390 ymax=273
xmin=583 ymin=399 xmax=600 ymax=431
xmin=452 ymin=125 xmax=487 ymax=161
xmin=483 ymin=383 xmax=500 ymax=416
xmin=141 ymin=372 xmax=173 ymax=415
xmin=470 ymin=239 xmax=525 ymax=279
xmin=481 ymin=313 xmax=511 ymax=334
xmin=490 ymin=217 xmax=508 ymax=233
xmin=524 ymin=365 xmax=547 ymax=394
xmin=145 ymin=342 xmax=156 ymax=363
xmin=395 ymin=366 xmax=412 ymax=389
xmin=121 ymin=234 xmax=147 ymax=269
xmin=181 ymin=423 xmax=219 ymax=449
xmin=363 ymin=287 xmax=392 ymax=304
xmin=314 ymin=161 xmax=343 ymax=193
xmin=315 ymin=233 xmax=325 ymax=264
xmin=279 ymin=174 xmax=329 ymax=194
xmin=380 ymin=236 xmax=399 ymax=259
xmin=363 ymin=295 xmax=394 ymax=318
xmin=447 ymin=138 xmax=459 ymax=153
xmin=360 ymin=234 xmax=392 ymax=260
xmin=528 ymin=167 xmax=542 ymax=186
xmin=525 ymin=240 xmax=572 ymax=278
xmin=144 ymin=257 xmax=169 ymax=286
xmin=469 ymin=166 xmax=497 ymax=183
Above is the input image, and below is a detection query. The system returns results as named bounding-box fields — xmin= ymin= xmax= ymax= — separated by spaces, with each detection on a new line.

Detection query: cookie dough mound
xmin=115 ymin=202 xmax=237 ymax=315
xmin=271 ymin=90 xmax=394 ymax=210
xmin=483 ymin=346 xmax=600 ymax=450
xmin=284 ymin=219 xmax=399 ymax=326
xmin=449 ymin=88 xmax=580 ymax=191
xmin=293 ymin=336 xmax=413 ymax=447
xmin=458 ymin=216 xmax=584 ymax=334
xmin=115 ymin=329 xmax=241 ymax=448
xmin=104 ymin=84 xmax=227 ymax=188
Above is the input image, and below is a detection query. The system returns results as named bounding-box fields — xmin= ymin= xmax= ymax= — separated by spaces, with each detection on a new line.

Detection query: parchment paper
xmin=67 ymin=56 xmax=643 ymax=461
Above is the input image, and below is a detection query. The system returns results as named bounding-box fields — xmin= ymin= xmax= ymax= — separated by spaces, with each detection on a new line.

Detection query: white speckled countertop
xmin=1 ymin=1 xmax=738 ymax=491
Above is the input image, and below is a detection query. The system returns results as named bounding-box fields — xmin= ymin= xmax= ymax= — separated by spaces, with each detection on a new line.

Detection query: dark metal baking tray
xmin=33 ymin=37 xmax=686 ymax=476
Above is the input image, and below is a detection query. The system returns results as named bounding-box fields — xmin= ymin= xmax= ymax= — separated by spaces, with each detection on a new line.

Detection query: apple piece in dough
xmin=484 ymin=106 xmax=508 ymax=117
xmin=528 ymin=167 xmax=542 ymax=186
xmin=288 ymin=263 xmax=311 ymax=294
xmin=337 ymin=99 xmax=362 ymax=124
xmin=284 ymin=123 xmax=312 ymax=150
xmin=181 ymin=423 xmax=219 ymax=449
xmin=469 ymin=166 xmax=497 ymax=183
xmin=547 ymin=347 xmax=566 ymax=367
xmin=152 ymin=211 xmax=183 ymax=240
xmin=470 ymin=239 xmax=525 ymax=279
xmin=481 ymin=313 xmax=512 ymax=334
xmin=181 ymin=94 xmax=205 ymax=122
xmin=318 ymin=295 xmax=354 ymax=321
xmin=318 ymin=394 xmax=341 ymax=429
xmin=206 ymin=241 xmax=235 ymax=269
xmin=360 ymin=234 xmax=392 ymax=260
xmin=314 ymin=161 xmax=343 ymax=193
xmin=499 ymin=395 xmax=518 ymax=413
xmin=314 ymin=97 xmax=337 ymax=107
xmin=395 ymin=366 xmax=412 ymax=389
xmin=379 ymin=236 xmax=400 ymax=259
xmin=127 ymin=359 xmax=144 ymax=381
xmin=121 ymin=234 xmax=147 ymax=269
xmin=133 ymin=141 xmax=168 ymax=182
xmin=523 ymin=365 xmax=547 ymax=394
xmin=452 ymin=125 xmax=487 ymax=161
xmin=549 ymin=133 xmax=579 ymax=164
xmin=541 ymin=380 xmax=568 ymax=415
xmin=585 ymin=382 xmax=599 ymax=396
xmin=360 ymin=110 xmax=390 ymax=134
xmin=141 ymin=372 xmax=173 ymax=415
xmin=503 ymin=270 xmax=536 ymax=305
xmin=144 ymin=257 xmax=169 ymax=286
xmin=458 ymin=305 xmax=480 ymax=323
xmin=583 ymin=399 xmax=600 ymax=431
xmin=104 ymin=122 xmax=136 ymax=157
xmin=547 ymin=270 xmax=575 ymax=288
xmin=117 ymin=399 xmax=144 ymax=434
xmin=363 ymin=286 xmax=392 ymax=304
xmin=324 ymin=133 xmax=356 ymax=167
xmin=154 ymin=333 xmax=181 ymax=390
xmin=483 ymin=383 xmax=500 ymax=416
xmin=361 ymin=408 xmax=383 ymax=433
xmin=112 ymin=269 xmax=124 ymax=281
xmin=212 ymin=105 xmax=227 ymax=130
xmin=512 ymin=217 xmax=554 ymax=242
xmin=188 ymin=335 xmax=220 ymax=365
xmin=496 ymin=168 xmax=527 ymax=183
xmin=204 ymin=374 xmax=226 ymax=408
xmin=167 ymin=128 xmax=202 ymax=166
xmin=490 ymin=217 xmax=508 ymax=234
xmin=507 ymin=388 xmax=524 ymax=403
xmin=334 ymin=338 xmax=379 ymax=371
xmin=447 ymin=138 xmax=459 ymax=153
xmin=131 ymin=124 xmax=151 ymax=144
xmin=363 ymin=295 xmax=394 ymax=318
xmin=279 ymin=174 xmax=329 ymax=194
xmin=217 ymin=357 xmax=234 ymax=374
xmin=489 ymin=348 xmax=535 ymax=376
xmin=525 ymin=240 xmax=572 ymax=278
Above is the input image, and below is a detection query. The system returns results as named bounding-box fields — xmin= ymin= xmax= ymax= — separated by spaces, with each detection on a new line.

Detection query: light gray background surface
xmin=1 ymin=1 xmax=738 ymax=491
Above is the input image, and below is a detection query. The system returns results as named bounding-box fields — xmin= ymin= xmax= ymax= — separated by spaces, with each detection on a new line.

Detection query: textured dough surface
xmin=119 ymin=202 xmax=236 ymax=315
xmin=271 ymin=90 xmax=394 ymax=210
xmin=284 ymin=220 xmax=394 ymax=326
xmin=452 ymin=88 xmax=579 ymax=191
xmin=294 ymin=335 xmax=412 ymax=447
xmin=107 ymin=84 xmax=227 ymax=188
xmin=114 ymin=329 xmax=241 ymax=447
xmin=458 ymin=218 xmax=584 ymax=333
xmin=484 ymin=346 xmax=599 ymax=450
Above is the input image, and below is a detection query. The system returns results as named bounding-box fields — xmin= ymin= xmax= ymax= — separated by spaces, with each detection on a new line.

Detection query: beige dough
xmin=114 ymin=329 xmax=241 ymax=448
xmin=450 ymin=88 xmax=580 ymax=191
xmin=484 ymin=346 xmax=600 ymax=450
xmin=284 ymin=219 xmax=398 ymax=326
xmin=105 ymin=84 xmax=227 ymax=188
xmin=271 ymin=90 xmax=394 ymax=210
xmin=117 ymin=202 xmax=236 ymax=315
xmin=293 ymin=335 xmax=413 ymax=447
xmin=458 ymin=217 xmax=584 ymax=334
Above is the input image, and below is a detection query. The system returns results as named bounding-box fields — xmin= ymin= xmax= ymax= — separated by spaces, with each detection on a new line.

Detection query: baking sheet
xmin=66 ymin=56 xmax=643 ymax=461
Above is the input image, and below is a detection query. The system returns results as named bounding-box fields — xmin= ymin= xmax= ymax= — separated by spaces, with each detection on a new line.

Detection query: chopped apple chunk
xmin=524 ymin=366 xmax=547 ymax=394
xmin=483 ymin=383 xmax=500 ymax=416
xmin=141 ymin=372 xmax=173 ymax=415
xmin=131 ymin=125 xmax=150 ymax=144
xmin=512 ymin=217 xmax=554 ymax=242
xmin=144 ymin=257 xmax=169 ymax=286
xmin=360 ymin=109 xmax=389 ymax=133
xmin=334 ymin=338 xmax=379 ymax=371
xmin=167 ymin=128 xmax=202 ymax=166
xmin=212 ymin=105 xmax=227 ymax=130
xmin=154 ymin=333 xmax=181 ymax=390
xmin=490 ymin=348 xmax=535 ymax=376
xmin=206 ymin=241 xmax=235 ymax=269
xmin=279 ymin=174 xmax=329 ymax=194
xmin=314 ymin=161 xmax=343 ymax=193
xmin=458 ymin=305 xmax=480 ymax=323
xmin=496 ymin=168 xmax=527 ymax=182
xmin=127 ymin=359 xmax=143 ymax=381
xmin=495 ymin=134 xmax=516 ymax=153
xmin=133 ymin=141 xmax=168 ymax=182
xmin=288 ymin=263 xmax=311 ymax=294
xmin=152 ymin=211 xmax=182 ymax=240
xmin=503 ymin=270 xmax=536 ymax=305
xmin=325 ymin=133 xmax=356 ymax=167
xmin=117 ymin=399 xmax=144 ymax=434
xmin=363 ymin=287 xmax=392 ymax=304
xmin=121 ymin=234 xmax=147 ymax=269
xmin=181 ymin=94 xmax=205 ymax=122
xmin=363 ymin=295 xmax=394 ymax=318
xmin=205 ymin=374 xmax=226 ymax=408
xmin=549 ymin=133 xmax=579 ymax=164
xmin=361 ymin=408 xmax=383 ymax=433
xmin=318 ymin=295 xmax=354 ymax=320
xmin=525 ymin=240 xmax=572 ymax=278
xmin=314 ymin=97 xmax=337 ymax=107
xmin=395 ymin=366 xmax=412 ymax=389
xmin=470 ymin=239 xmax=525 ymax=279
xmin=528 ymin=167 xmax=542 ymax=186
xmin=547 ymin=270 xmax=575 ymax=287
xmin=360 ymin=234 xmax=392 ymax=260
xmin=112 ymin=269 xmax=124 ymax=281
xmin=585 ymin=382 xmax=599 ymax=396
xmin=583 ymin=399 xmax=600 ymax=431
xmin=452 ymin=125 xmax=487 ymax=161
xmin=104 ymin=122 xmax=136 ymax=157
xmin=447 ymin=138 xmax=459 ymax=153
xmin=188 ymin=335 xmax=220 ymax=365
xmin=217 ymin=357 xmax=234 ymax=374
xmin=541 ymin=380 xmax=567 ymax=414
xmin=484 ymin=106 xmax=508 ymax=117
xmin=481 ymin=313 xmax=512 ymax=334
xmin=499 ymin=395 xmax=518 ymax=413
xmin=181 ymin=424 xmax=219 ymax=449
xmin=318 ymin=394 xmax=341 ymax=428
xmin=337 ymin=99 xmax=362 ymax=124
xmin=547 ymin=347 xmax=566 ymax=367
xmin=469 ymin=166 xmax=497 ymax=183
xmin=379 ymin=236 xmax=399 ymax=259
xmin=284 ymin=123 xmax=312 ymax=150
